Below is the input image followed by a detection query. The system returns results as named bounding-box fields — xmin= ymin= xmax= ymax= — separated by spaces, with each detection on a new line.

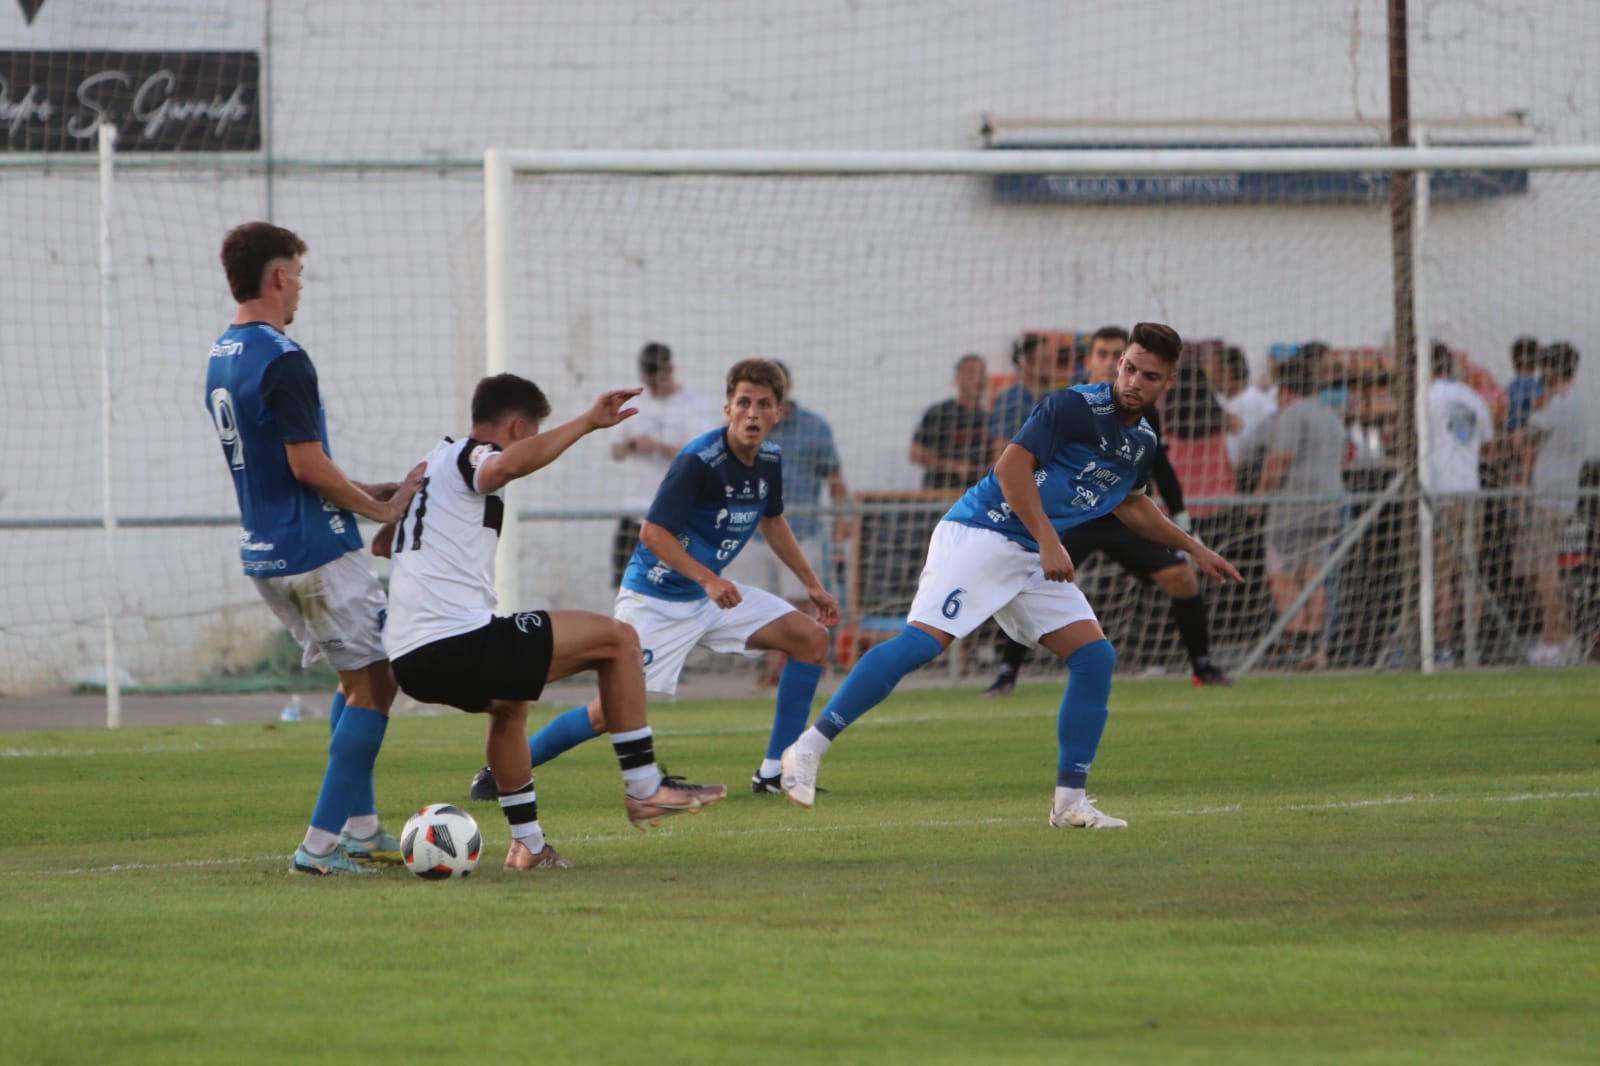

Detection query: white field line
xmin=7 ymin=789 xmax=1596 ymax=879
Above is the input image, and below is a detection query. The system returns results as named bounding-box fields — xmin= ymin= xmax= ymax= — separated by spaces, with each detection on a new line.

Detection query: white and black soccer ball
xmin=401 ymin=803 xmax=482 ymax=880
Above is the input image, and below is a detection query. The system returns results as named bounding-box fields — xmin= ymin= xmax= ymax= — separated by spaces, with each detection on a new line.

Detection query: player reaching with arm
xmin=204 ymin=221 xmax=423 ymax=876
xmin=381 ymin=374 xmax=726 ymax=871
xmin=985 ymin=325 xmax=1232 ymax=695
xmin=512 ymin=359 xmax=841 ymax=794
xmin=779 ymin=323 xmax=1242 ymax=828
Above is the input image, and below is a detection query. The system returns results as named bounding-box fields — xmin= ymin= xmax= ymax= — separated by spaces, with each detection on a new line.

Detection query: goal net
xmin=483 ymin=149 xmax=1600 ymax=681
xmin=4 ymin=145 xmax=1598 ymax=699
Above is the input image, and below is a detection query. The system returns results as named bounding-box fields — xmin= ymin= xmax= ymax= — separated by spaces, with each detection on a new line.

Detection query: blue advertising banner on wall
xmin=992 ymin=145 xmax=1527 ymax=205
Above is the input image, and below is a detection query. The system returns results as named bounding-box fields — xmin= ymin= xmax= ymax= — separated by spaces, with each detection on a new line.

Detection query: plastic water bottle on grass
xmin=279 ymin=695 xmax=303 ymax=722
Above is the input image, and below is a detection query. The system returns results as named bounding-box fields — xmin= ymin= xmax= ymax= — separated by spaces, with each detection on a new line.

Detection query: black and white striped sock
xmin=498 ymin=779 xmax=545 ymax=852
xmin=611 ymin=727 xmax=664 ymax=800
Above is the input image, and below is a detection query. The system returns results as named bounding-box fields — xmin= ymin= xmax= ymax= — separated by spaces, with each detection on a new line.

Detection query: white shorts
xmin=251 ymin=549 xmax=388 ymax=673
xmin=906 ymin=521 xmax=1097 ymax=647
xmin=614 ymin=584 xmax=795 ymax=695
xmin=720 ymin=535 xmax=829 ymax=602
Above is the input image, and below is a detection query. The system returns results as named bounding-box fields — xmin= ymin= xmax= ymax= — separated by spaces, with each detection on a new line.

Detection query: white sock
xmin=797 ymin=727 xmax=832 ymax=757
xmin=759 ymin=758 xmax=782 ymax=778
xmin=622 ymin=764 xmax=664 ymax=799
xmin=301 ymin=827 xmax=340 ymax=855
xmin=1053 ymin=786 xmax=1085 ymax=811
xmin=510 ymin=820 xmax=546 ymax=854
xmin=342 ymin=814 xmax=379 ymax=840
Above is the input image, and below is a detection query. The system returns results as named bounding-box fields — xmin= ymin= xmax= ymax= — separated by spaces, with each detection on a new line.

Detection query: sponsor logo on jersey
xmin=714 ymin=507 xmax=730 ymax=529
xmin=210 ymin=339 xmax=244 ymax=358
xmin=469 ymin=443 xmax=497 ymax=468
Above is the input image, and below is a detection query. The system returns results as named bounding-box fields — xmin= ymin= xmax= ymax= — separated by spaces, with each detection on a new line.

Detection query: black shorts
xmin=1061 ymin=515 xmax=1185 ymax=580
xmin=391 ymin=612 xmax=554 ymax=713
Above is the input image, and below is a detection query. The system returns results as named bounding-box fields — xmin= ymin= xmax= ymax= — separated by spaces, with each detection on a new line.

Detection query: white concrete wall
xmin=3 ymin=0 xmax=1597 ymax=691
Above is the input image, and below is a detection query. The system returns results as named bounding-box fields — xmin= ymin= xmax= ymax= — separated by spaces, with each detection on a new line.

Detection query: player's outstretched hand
xmin=1038 ymin=539 xmax=1076 ymax=583
xmin=587 ymin=388 xmax=644 ymax=431
xmin=703 ymin=575 xmax=742 ymax=610
xmin=808 ymin=587 xmax=841 ymax=627
xmin=1193 ymin=545 xmax=1243 ymax=584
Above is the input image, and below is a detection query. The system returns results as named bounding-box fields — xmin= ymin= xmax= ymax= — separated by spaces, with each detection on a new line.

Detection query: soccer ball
xmin=400 ymin=803 xmax=482 ymax=879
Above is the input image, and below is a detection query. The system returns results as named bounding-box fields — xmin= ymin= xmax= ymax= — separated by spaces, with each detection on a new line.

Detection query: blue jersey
xmin=204 ymin=322 xmax=362 ymax=577
xmin=621 ymin=427 xmax=784 ymax=601
xmin=757 ymin=402 xmax=838 ymax=541
xmin=988 ymin=382 xmax=1039 ymax=441
xmin=945 ymin=383 xmax=1156 ymax=551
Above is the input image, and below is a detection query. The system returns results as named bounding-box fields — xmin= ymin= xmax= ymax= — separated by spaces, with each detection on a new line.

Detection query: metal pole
xmin=98 ymin=124 xmax=122 ymax=728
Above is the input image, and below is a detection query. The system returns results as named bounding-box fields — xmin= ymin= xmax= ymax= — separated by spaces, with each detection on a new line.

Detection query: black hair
xmin=1223 ymin=346 xmax=1250 ymax=383
xmin=1276 ymin=352 xmax=1321 ymax=397
xmin=1430 ymin=342 xmax=1456 ymax=379
xmin=1012 ymin=333 xmax=1043 ymax=366
xmin=1511 ymin=335 xmax=1540 ymax=371
xmin=1129 ymin=321 xmax=1182 ymax=363
xmin=1166 ymin=361 xmax=1229 ymax=440
xmin=220 ymin=222 xmax=306 ymax=303
xmin=1541 ymin=342 xmax=1580 ymax=381
xmin=1091 ymin=325 xmax=1130 ymax=345
xmin=471 ymin=373 xmax=552 ymax=425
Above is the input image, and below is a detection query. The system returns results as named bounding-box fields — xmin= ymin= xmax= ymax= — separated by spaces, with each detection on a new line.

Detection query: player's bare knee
xmin=608 ymin=618 xmax=642 ymax=661
xmin=791 ymin=617 xmax=830 ymax=665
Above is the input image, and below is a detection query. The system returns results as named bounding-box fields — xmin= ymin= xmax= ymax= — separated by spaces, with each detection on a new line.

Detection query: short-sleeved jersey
xmin=945 ymin=383 xmax=1156 ymax=552
xmin=383 ymin=437 xmax=507 ymax=659
xmin=988 ymin=382 xmax=1039 ymax=441
xmin=759 ymin=402 xmax=838 ymax=540
xmin=621 ymin=427 xmax=784 ymax=601
xmin=913 ymin=397 xmax=991 ymax=491
xmin=204 ymin=322 xmax=362 ymax=577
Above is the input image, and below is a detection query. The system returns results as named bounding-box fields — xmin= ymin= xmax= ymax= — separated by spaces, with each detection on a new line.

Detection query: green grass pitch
xmin=2 ymin=671 xmax=1596 ymax=1065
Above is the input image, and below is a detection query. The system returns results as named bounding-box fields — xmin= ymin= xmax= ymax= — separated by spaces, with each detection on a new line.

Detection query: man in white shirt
xmin=1513 ymin=343 xmax=1588 ymax=665
xmin=1215 ymin=346 xmax=1276 ymax=468
xmin=610 ymin=342 xmax=716 ymax=588
xmin=1424 ymin=344 xmax=1494 ymax=664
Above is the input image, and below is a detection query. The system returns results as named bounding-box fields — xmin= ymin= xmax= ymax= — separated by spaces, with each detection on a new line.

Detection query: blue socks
xmin=323 ymin=690 xmax=377 ymax=819
xmin=528 ymin=707 xmax=600 ymax=767
xmin=815 ymin=627 xmax=942 ymax=740
xmin=1056 ymin=639 xmax=1115 ymax=788
xmin=309 ymin=704 xmax=388 ymax=834
xmin=767 ymin=660 xmax=824 ymax=760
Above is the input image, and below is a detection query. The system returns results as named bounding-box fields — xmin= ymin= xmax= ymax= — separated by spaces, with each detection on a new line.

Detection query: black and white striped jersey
xmin=384 ymin=437 xmax=506 ymax=660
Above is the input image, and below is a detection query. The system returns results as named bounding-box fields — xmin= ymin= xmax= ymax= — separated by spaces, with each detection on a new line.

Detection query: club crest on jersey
xmin=758 ymin=478 xmax=768 ymax=499
xmin=469 ymin=443 xmax=497 ymax=468
xmin=513 ymin=612 xmax=543 ymax=633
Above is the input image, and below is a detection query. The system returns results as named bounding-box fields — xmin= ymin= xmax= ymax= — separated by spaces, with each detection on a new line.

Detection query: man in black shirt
xmin=910 ymin=353 xmax=992 ymax=491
